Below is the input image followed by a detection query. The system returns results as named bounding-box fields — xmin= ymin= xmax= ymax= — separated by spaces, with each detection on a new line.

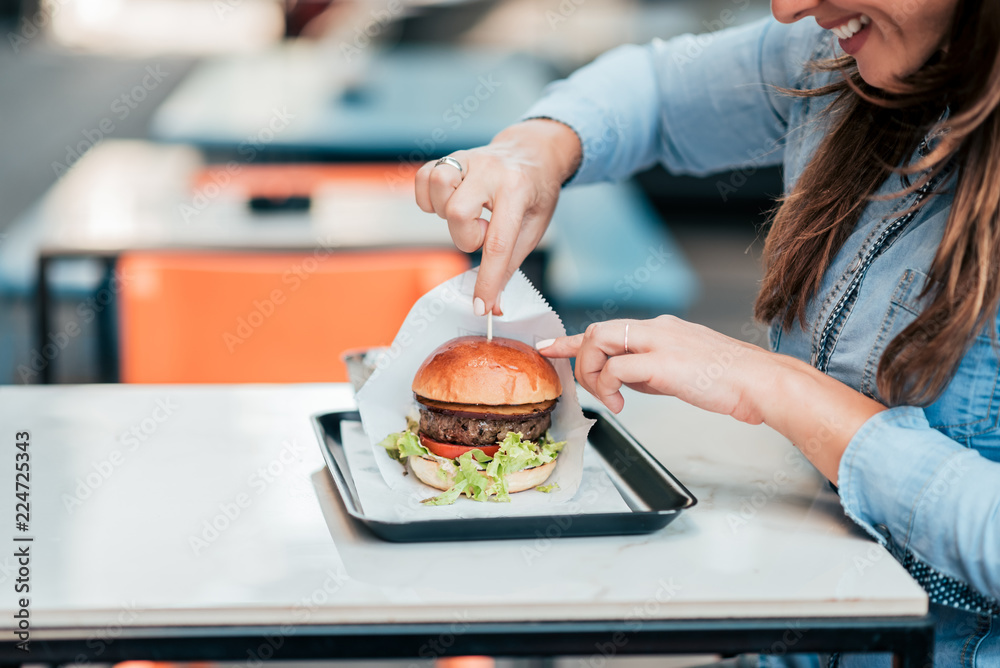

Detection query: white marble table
xmin=0 ymin=384 xmax=930 ymax=663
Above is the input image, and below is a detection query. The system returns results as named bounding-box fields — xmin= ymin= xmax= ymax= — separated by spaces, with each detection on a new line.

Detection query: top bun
xmin=412 ymin=336 xmax=562 ymax=406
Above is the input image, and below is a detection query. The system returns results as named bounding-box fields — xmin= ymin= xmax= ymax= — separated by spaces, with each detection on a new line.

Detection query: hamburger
xmin=379 ymin=335 xmax=565 ymax=504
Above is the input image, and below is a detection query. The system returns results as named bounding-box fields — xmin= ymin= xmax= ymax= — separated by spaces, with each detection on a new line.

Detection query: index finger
xmin=474 ymin=189 xmax=529 ymax=314
xmin=537 ymin=334 xmax=583 ymax=358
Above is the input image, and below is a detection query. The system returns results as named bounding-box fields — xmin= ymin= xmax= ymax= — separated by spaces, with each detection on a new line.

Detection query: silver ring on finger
xmin=433 ymin=156 xmax=464 ymax=179
xmin=624 ymin=323 xmax=630 ymax=354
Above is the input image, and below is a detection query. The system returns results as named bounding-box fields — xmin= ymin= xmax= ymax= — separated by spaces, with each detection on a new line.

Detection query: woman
xmin=414 ymin=0 xmax=999 ymax=666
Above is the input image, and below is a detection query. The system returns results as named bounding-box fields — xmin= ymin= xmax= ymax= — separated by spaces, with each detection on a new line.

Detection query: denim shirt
xmin=523 ymin=17 xmax=1000 ymax=668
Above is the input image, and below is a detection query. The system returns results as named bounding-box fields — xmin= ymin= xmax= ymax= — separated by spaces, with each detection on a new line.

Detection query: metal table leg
xmin=97 ymin=256 xmax=119 ymax=382
xmin=895 ymin=623 xmax=933 ymax=668
xmin=36 ymin=254 xmax=52 ymax=384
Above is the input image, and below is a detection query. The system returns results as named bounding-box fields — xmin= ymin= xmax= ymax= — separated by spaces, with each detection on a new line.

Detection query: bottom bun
xmin=409 ymin=456 xmax=557 ymax=494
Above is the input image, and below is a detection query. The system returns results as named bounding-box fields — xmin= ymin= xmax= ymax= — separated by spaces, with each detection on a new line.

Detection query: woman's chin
xmin=856 ymin=61 xmax=906 ymax=93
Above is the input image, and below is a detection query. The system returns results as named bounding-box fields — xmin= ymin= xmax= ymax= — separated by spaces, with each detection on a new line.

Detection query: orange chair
xmin=117 ymin=250 xmax=469 ymax=383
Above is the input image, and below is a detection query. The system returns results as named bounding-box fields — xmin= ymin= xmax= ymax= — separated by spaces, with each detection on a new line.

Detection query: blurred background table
xmin=150 ymin=45 xmax=555 ymax=161
xmin=28 ymin=140 xmax=695 ymax=384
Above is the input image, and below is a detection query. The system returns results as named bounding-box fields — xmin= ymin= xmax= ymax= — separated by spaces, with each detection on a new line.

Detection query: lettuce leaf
xmin=379 ymin=430 xmax=428 ymax=460
xmin=423 ymin=450 xmax=494 ymax=504
xmin=455 ymin=450 xmax=493 ymax=501
xmin=422 ymin=479 xmax=468 ymax=505
xmin=486 ymin=432 xmax=566 ymax=502
xmin=540 ymin=436 xmax=566 ymax=460
xmin=535 ymin=483 xmax=559 ymax=493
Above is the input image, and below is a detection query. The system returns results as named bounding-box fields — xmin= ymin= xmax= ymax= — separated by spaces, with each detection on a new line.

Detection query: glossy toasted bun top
xmin=412 ymin=336 xmax=562 ymax=406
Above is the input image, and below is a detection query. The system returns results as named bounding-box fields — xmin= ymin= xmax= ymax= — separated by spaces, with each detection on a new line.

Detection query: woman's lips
xmin=825 ymin=13 xmax=872 ymax=56
xmin=838 ymin=20 xmax=871 ymax=56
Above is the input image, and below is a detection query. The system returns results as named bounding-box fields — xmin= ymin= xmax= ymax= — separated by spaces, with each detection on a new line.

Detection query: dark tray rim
xmin=311 ymin=407 xmax=697 ymax=542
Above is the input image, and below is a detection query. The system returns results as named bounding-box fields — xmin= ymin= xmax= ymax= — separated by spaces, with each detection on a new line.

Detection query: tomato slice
xmin=419 ymin=434 xmax=500 ymax=460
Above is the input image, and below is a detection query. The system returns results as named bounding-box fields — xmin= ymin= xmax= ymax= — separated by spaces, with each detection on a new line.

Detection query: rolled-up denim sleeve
xmin=521 ymin=17 xmax=825 ymax=185
xmin=838 ymin=406 xmax=1000 ymax=603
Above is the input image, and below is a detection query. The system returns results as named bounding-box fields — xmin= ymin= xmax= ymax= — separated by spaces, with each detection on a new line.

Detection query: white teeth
xmin=831 ymin=14 xmax=870 ymax=40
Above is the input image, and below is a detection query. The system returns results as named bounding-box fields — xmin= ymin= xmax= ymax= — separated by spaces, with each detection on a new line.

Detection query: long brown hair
xmin=755 ymin=0 xmax=1000 ymax=406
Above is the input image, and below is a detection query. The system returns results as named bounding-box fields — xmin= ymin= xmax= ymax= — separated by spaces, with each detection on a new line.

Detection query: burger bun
xmin=409 ymin=455 xmax=557 ymax=494
xmin=412 ymin=336 xmax=561 ymax=406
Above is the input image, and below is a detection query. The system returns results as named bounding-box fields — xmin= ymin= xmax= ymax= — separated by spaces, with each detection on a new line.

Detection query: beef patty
xmin=419 ymin=408 xmax=552 ymax=446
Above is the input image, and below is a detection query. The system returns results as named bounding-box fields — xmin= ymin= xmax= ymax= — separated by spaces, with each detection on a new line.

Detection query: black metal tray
xmin=312 ymin=409 xmax=697 ymax=542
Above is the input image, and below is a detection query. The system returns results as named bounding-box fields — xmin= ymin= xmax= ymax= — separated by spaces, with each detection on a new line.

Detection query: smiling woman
xmin=761 ymin=0 xmax=1000 ymax=411
xmin=771 ymin=0 xmax=962 ymax=88
xmin=414 ymin=0 xmax=1000 ymax=665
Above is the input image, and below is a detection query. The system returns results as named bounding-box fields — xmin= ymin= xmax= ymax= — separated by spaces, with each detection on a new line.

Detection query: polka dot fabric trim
xmin=899 ymin=547 xmax=1000 ymax=616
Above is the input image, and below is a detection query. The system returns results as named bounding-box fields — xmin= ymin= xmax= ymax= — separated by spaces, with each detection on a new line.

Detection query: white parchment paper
xmin=354 ymin=268 xmax=600 ymax=518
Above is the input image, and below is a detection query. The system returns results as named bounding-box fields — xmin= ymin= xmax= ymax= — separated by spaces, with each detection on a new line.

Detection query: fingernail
xmin=473 ymin=297 xmax=486 ymax=316
xmin=536 ymin=338 xmax=555 ymax=350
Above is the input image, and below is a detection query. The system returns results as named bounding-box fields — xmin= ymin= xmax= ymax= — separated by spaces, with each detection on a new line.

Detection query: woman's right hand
xmin=414 ymin=119 xmax=582 ymax=316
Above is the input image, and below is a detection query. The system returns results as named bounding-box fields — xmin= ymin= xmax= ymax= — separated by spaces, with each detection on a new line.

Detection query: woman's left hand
xmin=541 ymin=315 xmax=888 ymax=484
xmin=539 ymin=315 xmax=773 ymax=423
